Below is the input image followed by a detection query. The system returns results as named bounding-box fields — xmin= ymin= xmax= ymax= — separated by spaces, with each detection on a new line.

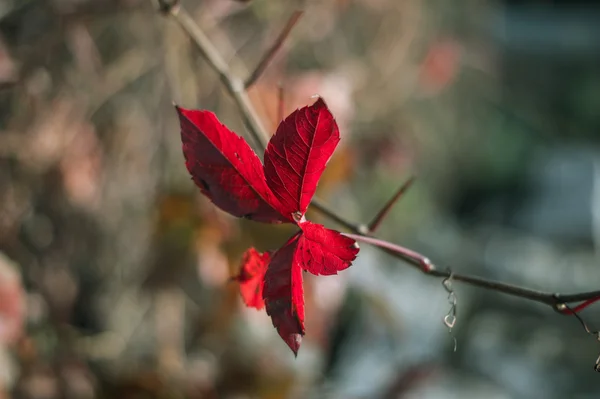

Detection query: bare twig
xmin=367 ymin=176 xmax=415 ymax=233
xmin=245 ymin=10 xmax=303 ymax=89
xmin=311 ymin=197 xmax=368 ymax=233
xmin=154 ymin=0 xmax=600 ymax=316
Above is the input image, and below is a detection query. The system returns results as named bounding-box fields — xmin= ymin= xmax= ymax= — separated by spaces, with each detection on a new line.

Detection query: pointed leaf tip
xmin=311 ymin=96 xmax=327 ymax=109
xmin=286 ymin=333 xmax=302 ymax=356
xmin=263 ymin=233 xmax=306 ymax=355
xmin=264 ymin=97 xmax=340 ymax=220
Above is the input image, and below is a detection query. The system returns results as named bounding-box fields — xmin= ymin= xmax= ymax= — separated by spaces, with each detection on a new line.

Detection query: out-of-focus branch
xmin=153 ymin=0 xmax=600 ymax=315
xmin=245 ymin=10 xmax=303 ymax=89
xmin=157 ymin=0 xmax=269 ymax=148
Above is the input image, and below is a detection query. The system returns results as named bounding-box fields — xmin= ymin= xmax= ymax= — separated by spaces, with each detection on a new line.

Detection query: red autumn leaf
xmin=261 ymin=224 xmax=357 ymax=355
xmin=264 ymin=98 xmax=340 ymax=220
xmin=176 ymin=106 xmax=290 ymax=223
xmin=418 ymin=39 xmax=462 ymax=95
xmin=263 ymin=233 xmax=305 ymax=355
xmin=234 ymin=248 xmax=270 ymax=309
xmin=176 ymin=98 xmax=361 ymax=356
xmin=297 ymin=221 xmax=359 ymax=275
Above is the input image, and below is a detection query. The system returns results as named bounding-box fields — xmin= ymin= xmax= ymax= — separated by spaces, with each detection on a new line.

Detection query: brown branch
xmin=245 ymin=10 xmax=303 ymax=89
xmin=154 ymin=0 xmax=600 ymax=315
xmin=345 ymin=233 xmax=435 ymax=273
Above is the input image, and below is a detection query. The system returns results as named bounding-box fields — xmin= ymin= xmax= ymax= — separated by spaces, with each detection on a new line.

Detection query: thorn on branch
xmin=368 ymin=176 xmax=415 ymax=233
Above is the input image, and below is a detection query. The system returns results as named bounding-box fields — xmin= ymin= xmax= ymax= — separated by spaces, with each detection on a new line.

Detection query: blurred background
xmin=0 ymin=0 xmax=600 ymax=397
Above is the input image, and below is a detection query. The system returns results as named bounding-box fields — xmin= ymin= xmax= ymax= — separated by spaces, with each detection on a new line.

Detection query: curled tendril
xmin=442 ymin=274 xmax=458 ymax=352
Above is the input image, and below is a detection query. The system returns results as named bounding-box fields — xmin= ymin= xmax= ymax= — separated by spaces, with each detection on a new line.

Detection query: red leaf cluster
xmin=176 ymin=98 xmax=359 ymax=355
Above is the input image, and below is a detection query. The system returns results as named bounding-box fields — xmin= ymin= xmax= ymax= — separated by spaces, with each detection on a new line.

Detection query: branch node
xmin=357 ymin=224 xmax=370 ymax=235
xmin=156 ymin=0 xmax=179 ymax=14
xmin=554 ymin=302 xmax=568 ymax=313
xmin=421 ymin=258 xmax=436 ymax=273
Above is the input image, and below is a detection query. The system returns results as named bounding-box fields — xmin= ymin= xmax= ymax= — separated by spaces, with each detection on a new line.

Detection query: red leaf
xmin=298 ymin=221 xmax=359 ymax=275
xmin=264 ymin=98 xmax=340 ymax=220
xmin=418 ymin=39 xmax=462 ymax=95
xmin=234 ymin=248 xmax=270 ymax=309
xmin=176 ymin=106 xmax=290 ymax=223
xmin=263 ymin=233 xmax=305 ymax=355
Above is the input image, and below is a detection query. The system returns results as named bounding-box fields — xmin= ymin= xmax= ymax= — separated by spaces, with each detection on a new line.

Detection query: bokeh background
xmin=1 ymin=0 xmax=600 ymax=398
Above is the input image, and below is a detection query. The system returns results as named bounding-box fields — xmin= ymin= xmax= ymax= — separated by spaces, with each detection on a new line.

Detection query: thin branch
xmin=346 ymin=233 xmax=579 ymax=307
xmin=346 ymin=233 xmax=435 ymax=273
xmin=367 ymin=176 xmax=415 ymax=233
xmin=444 ymin=272 xmax=557 ymax=306
xmin=155 ymin=0 xmax=600 ymax=316
xmin=245 ymin=10 xmax=303 ymax=89
xmin=311 ymin=197 xmax=367 ymax=233
xmin=556 ymin=292 xmax=600 ymax=307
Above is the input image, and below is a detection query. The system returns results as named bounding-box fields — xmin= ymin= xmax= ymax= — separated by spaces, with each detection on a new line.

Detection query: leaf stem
xmin=344 ymin=233 xmax=435 ymax=273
